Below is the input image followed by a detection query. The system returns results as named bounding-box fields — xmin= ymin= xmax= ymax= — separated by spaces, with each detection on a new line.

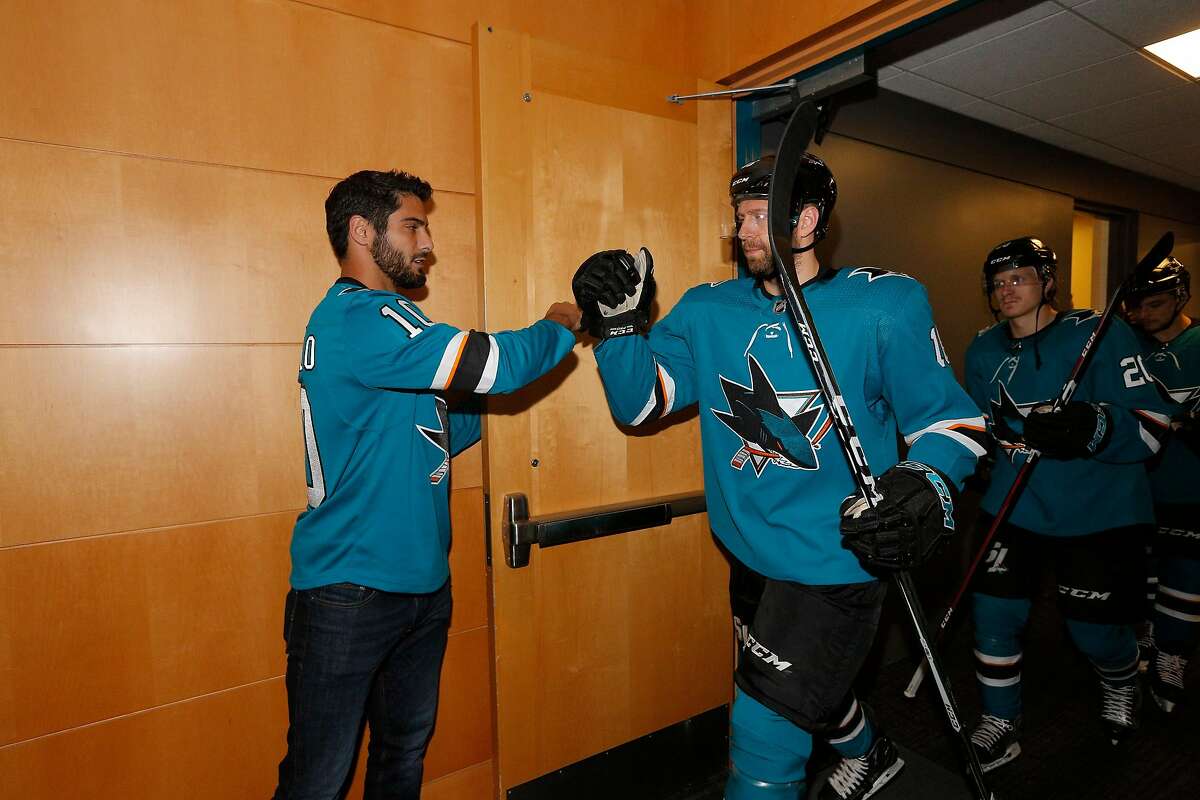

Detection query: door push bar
xmin=502 ymin=491 xmax=707 ymax=568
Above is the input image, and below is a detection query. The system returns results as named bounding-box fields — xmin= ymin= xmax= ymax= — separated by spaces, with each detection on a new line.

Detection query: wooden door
xmin=474 ymin=25 xmax=735 ymax=793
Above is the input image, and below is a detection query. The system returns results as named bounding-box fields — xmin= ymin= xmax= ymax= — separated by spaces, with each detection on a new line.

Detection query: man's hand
xmin=543 ymin=302 xmax=583 ymax=331
xmin=840 ymin=461 xmax=958 ymax=572
xmin=1022 ymin=401 xmax=1110 ymax=459
xmin=572 ymin=247 xmax=656 ymax=338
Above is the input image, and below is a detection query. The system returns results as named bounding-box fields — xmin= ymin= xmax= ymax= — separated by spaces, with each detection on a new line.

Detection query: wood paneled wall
xmin=1 ymin=0 xmax=521 ymax=796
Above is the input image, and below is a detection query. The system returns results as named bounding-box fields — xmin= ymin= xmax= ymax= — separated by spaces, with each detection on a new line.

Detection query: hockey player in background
xmin=571 ymin=154 xmax=988 ymax=800
xmin=1126 ymin=257 xmax=1199 ymax=714
xmin=964 ymin=237 xmax=1174 ymax=772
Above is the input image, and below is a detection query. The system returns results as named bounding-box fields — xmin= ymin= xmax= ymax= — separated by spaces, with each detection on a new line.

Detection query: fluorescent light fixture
xmin=1145 ymin=28 xmax=1200 ymax=78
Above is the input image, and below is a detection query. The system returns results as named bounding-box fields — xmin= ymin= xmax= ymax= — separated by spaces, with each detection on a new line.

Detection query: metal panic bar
xmin=503 ymin=492 xmax=706 ymax=569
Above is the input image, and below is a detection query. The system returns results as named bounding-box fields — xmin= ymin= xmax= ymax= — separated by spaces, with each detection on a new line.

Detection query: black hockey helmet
xmin=729 ymin=153 xmax=837 ymax=242
xmin=982 ymin=236 xmax=1057 ymax=299
xmin=1126 ymin=256 xmax=1190 ymax=304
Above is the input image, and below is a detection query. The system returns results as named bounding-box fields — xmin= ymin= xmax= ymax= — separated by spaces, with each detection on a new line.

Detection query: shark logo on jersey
xmin=417 ymin=397 xmax=451 ymax=485
xmin=847 ymin=267 xmax=913 ymax=282
xmin=1061 ymin=309 xmax=1098 ymax=325
xmin=990 ymin=382 xmax=1042 ymax=462
xmin=712 ymin=353 xmax=832 ymax=476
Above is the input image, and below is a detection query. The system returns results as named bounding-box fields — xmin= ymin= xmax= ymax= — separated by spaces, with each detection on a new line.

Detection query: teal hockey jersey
xmin=293 ymin=278 xmax=576 ymax=592
xmin=965 ymin=311 xmax=1174 ymax=536
xmin=1140 ymin=321 xmax=1200 ymax=505
xmin=593 ymin=268 xmax=988 ymax=586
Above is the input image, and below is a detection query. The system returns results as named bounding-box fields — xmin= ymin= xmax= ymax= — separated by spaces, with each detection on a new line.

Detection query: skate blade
xmin=861 ymin=757 xmax=904 ymax=800
xmin=1151 ymin=690 xmax=1176 ymax=714
xmin=979 ymin=743 xmax=1020 ymax=773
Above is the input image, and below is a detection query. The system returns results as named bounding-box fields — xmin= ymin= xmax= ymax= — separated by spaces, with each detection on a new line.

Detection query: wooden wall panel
xmin=0 ymin=678 xmax=288 ymax=799
xmin=306 ymin=0 xmax=693 ymax=77
xmin=0 ymin=346 xmax=479 ymax=549
xmin=423 ymin=626 xmax=494 ymax=781
xmin=0 ymin=346 xmax=303 ymax=546
xmin=0 ymin=141 xmax=479 ymax=345
xmin=0 ymin=0 xmax=474 ymax=192
xmin=0 ymin=514 xmax=292 ymax=746
xmin=689 ymin=0 xmax=958 ymax=83
xmin=478 ymin=27 xmax=734 ymax=789
xmin=448 ymin=487 xmax=488 ymax=633
xmin=422 ymin=761 xmax=494 ymax=800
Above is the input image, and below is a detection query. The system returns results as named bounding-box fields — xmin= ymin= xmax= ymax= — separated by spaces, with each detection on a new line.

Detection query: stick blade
xmin=1131 ymin=231 xmax=1174 ymax=285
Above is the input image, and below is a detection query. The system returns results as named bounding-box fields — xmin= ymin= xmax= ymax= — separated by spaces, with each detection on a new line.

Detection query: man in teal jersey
xmin=572 ymin=154 xmax=988 ymax=800
xmin=964 ymin=237 xmax=1174 ymax=771
xmin=1126 ymin=257 xmax=1200 ymax=714
xmin=274 ymin=170 xmax=580 ymax=800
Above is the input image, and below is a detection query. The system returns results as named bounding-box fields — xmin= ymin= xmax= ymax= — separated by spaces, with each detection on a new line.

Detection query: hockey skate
xmin=817 ymin=735 xmax=904 ymax=800
xmin=1099 ymin=680 xmax=1141 ymax=745
xmin=1149 ymin=651 xmax=1187 ymax=713
xmin=969 ymin=714 xmax=1021 ymax=773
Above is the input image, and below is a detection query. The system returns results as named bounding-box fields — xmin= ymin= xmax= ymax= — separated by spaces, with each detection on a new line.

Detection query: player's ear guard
xmin=572 ymin=247 xmax=656 ymax=339
xmin=839 ymin=461 xmax=958 ymax=572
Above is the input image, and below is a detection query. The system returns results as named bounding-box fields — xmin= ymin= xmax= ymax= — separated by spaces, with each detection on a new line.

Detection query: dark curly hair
xmin=325 ymin=170 xmax=433 ymax=260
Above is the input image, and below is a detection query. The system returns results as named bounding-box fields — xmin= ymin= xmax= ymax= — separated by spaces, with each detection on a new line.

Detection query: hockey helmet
xmin=729 ymin=153 xmax=837 ymax=243
xmin=1126 ymin=256 xmax=1190 ymax=304
xmin=982 ymin=236 xmax=1057 ymax=299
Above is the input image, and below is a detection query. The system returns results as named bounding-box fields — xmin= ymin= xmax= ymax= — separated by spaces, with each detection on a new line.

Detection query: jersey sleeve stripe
xmin=1133 ymin=408 xmax=1171 ymax=454
xmin=432 ymin=331 xmax=469 ymax=390
xmin=474 ymin=335 xmax=501 ymax=393
xmin=630 ymin=361 xmax=674 ymax=426
xmin=657 ymin=362 xmax=677 ymax=416
xmin=903 ymin=417 xmax=990 ymax=456
xmin=443 ymin=331 xmax=495 ymax=392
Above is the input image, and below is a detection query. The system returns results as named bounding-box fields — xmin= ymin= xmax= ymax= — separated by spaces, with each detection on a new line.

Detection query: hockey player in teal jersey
xmin=572 ymin=154 xmax=988 ymax=800
xmin=1127 ymin=257 xmax=1200 ymax=714
xmin=965 ymin=237 xmax=1174 ymax=771
xmin=275 ymin=170 xmax=580 ymax=800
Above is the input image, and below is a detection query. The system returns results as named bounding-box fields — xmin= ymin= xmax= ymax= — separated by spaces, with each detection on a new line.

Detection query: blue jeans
xmin=273 ymin=580 xmax=452 ymax=800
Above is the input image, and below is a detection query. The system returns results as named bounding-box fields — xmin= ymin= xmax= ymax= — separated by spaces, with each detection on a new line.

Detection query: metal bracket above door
xmin=502 ymin=491 xmax=707 ymax=568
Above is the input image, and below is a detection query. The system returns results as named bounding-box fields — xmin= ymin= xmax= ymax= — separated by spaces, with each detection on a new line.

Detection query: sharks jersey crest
xmin=989 ymin=382 xmax=1042 ymax=462
xmin=711 ymin=338 xmax=833 ymax=476
xmin=1143 ymin=349 xmax=1200 ymax=412
xmin=416 ymin=396 xmax=451 ymax=484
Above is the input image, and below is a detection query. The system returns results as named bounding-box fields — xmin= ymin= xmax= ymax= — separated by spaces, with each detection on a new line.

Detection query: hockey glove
xmin=839 ymin=461 xmax=958 ymax=572
xmin=572 ymin=247 xmax=656 ymax=339
xmin=1021 ymin=401 xmax=1111 ymax=459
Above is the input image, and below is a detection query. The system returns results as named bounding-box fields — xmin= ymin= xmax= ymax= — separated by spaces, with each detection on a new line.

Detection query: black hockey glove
xmin=572 ymin=247 xmax=656 ymax=339
xmin=839 ymin=461 xmax=958 ymax=572
xmin=1021 ymin=401 xmax=1111 ymax=459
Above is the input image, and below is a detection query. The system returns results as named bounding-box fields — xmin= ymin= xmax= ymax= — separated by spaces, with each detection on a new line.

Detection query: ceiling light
xmin=1145 ymin=28 xmax=1200 ymax=78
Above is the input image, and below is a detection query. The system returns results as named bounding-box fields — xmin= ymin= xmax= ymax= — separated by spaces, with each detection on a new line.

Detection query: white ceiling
xmin=877 ymin=0 xmax=1200 ymax=191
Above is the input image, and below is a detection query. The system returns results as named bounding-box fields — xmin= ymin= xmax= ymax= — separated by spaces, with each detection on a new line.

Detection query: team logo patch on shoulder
xmin=1061 ymin=309 xmax=1098 ymax=325
xmin=848 ymin=266 xmax=913 ymax=282
xmin=711 ymin=354 xmax=831 ymax=476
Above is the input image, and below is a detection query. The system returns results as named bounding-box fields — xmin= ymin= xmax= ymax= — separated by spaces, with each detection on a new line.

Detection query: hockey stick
xmin=903 ymin=230 xmax=1176 ymax=700
xmin=768 ymin=100 xmax=997 ymax=800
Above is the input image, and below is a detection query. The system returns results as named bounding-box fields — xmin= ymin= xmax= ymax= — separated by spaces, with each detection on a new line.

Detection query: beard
xmin=372 ymin=234 xmax=426 ymax=289
xmin=742 ymin=241 xmax=777 ymax=280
